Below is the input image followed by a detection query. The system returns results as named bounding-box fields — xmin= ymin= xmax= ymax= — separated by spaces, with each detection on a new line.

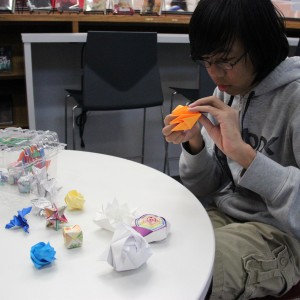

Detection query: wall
xmin=31 ymin=42 xmax=210 ymax=176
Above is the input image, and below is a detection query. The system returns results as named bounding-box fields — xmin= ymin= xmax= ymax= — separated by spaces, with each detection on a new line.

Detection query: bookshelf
xmin=0 ymin=31 xmax=27 ymax=129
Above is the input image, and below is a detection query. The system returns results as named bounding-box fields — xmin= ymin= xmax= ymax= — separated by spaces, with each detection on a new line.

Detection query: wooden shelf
xmin=0 ymin=12 xmax=191 ymax=33
xmin=0 ymin=11 xmax=300 ymax=35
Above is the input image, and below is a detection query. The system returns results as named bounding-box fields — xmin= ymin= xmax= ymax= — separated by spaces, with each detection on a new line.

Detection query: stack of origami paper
xmin=170 ymin=105 xmax=201 ymax=131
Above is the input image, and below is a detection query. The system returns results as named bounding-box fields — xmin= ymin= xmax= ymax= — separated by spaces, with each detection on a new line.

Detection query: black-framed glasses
xmin=198 ymin=52 xmax=247 ymax=70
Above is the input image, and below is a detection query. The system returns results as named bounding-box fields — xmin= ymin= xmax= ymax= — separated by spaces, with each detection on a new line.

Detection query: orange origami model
xmin=170 ymin=105 xmax=201 ymax=131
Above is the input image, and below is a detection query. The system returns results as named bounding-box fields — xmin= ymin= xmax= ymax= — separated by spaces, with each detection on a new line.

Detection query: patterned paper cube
xmin=63 ymin=225 xmax=83 ymax=249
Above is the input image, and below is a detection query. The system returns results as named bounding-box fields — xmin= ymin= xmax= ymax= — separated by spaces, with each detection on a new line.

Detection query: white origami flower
xmin=100 ymin=223 xmax=153 ymax=271
xmin=93 ymin=198 xmax=137 ymax=232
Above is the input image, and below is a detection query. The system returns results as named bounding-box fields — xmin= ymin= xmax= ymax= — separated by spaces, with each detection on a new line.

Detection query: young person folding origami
xmin=162 ymin=0 xmax=300 ymax=298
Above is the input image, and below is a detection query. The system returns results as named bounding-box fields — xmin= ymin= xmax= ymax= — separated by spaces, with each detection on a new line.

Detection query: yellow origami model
xmin=64 ymin=190 xmax=85 ymax=210
xmin=170 ymin=105 xmax=201 ymax=131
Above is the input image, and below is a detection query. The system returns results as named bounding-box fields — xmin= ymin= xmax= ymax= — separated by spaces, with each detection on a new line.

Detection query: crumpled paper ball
xmin=64 ymin=190 xmax=85 ymax=210
xmin=100 ymin=223 xmax=152 ymax=272
xmin=94 ymin=198 xmax=137 ymax=232
xmin=30 ymin=242 xmax=56 ymax=269
xmin=63 ymin=225 xmax=83 ymax=249
xmin=132 ymin=214 xmax=170 ymax=243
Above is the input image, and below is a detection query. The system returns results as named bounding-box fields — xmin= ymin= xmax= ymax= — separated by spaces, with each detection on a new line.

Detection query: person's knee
xmin=210 ymin=223 xmax=300 ymax=299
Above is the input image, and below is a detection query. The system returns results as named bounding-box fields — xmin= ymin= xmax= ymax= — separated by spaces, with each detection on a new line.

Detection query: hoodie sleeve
xmin=238 ymin=149 xmax=300 ymax=240
xmin=179 ymin=131 xmax=228 ymax=199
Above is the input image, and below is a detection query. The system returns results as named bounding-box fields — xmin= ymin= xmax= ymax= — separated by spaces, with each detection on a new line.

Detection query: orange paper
xmin=170 ymin=105 xmax=201 ymax=131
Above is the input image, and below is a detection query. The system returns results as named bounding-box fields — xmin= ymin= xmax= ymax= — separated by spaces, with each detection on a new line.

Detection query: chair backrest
xmin=294 ymin=39 xmax=300 ymax=56
xmin=82 ymin=31 xmax=164 ymax=111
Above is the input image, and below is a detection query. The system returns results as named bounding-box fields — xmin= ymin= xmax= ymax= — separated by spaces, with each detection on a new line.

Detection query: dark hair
xmin=189 ymin=0 xmax=289 ymax=83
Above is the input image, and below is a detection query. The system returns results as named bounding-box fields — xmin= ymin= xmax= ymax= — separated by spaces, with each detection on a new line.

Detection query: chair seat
xmin=169 ymin=86 xmax=199 ymax=102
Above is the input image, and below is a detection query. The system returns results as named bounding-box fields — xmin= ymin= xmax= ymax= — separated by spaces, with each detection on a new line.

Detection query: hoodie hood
xmin=251 ymin=56 xmax=300 ymax=97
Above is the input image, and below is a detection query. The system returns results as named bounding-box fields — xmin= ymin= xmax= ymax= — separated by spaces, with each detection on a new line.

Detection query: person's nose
xmin=208 ymin=64 xmax=225 ymax=78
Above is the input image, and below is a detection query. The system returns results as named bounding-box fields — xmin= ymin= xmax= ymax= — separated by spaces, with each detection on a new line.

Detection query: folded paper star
xmin=44 ymin=204 xmax=68 ymax=230
xmin=5 ymin=206 xmax=32 ymax=233
xmin=170 ymin=105 xmax=201 ymax=131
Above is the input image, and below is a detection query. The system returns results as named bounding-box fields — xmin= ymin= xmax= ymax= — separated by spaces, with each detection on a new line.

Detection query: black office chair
xmin=169 ymin=63 xmax=216 ymax=112
xmin=65 ymin=31 xmax=168 ymax=172
xmin=294 ymin=39 xmax=300 ymax=56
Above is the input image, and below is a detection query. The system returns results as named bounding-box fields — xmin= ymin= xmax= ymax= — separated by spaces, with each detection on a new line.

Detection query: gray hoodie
xmin=179 ymin=56 xmax=300 ymax=241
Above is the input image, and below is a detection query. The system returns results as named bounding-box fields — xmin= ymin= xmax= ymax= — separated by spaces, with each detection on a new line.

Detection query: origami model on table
xmin=170 ymin=105 xmax=201 ymax=131
xmin=44 ymin=204 xmax=68 ymax=230
xmin=64 ymin=190 xmax=85 ymax=210
xmin=132 ymin=214 xmax=170 ymax=243
xmin=101 ymin=223 xmax=152 ymax=272
xmin=63 ymin=225 xmax=83 ymax=249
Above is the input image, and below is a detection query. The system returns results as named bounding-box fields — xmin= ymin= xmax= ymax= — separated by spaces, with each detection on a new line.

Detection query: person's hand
xmin=162 ymin=114 xmax=204 ymax=154
xmin=188 ymin=96 xmax=256 ymax=168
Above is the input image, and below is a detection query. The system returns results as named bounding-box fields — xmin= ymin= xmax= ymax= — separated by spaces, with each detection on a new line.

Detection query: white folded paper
xmin=94 ymin=198 xmax=137 ymax=232
xmin=100 ymin=223 xmax=153 ymax=271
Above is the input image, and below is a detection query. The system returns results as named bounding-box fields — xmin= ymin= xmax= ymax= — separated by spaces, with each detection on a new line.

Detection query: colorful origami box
xmin=132 ymin=214 xmax=170 ymax=243
xmin=63 ymin=225 xmax=83 ymax=249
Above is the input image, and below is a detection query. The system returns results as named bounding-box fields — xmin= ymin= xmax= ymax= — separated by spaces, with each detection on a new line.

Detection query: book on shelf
xmin=14 ymin=0 xmax=29 ymax=12
xmin=0 ymin=94 xmax=13 ymax=126
xmin=55 ymin=0 xmax=84 ymax=12
xmin=0 ymin=46 xmax=12 ymax=73
xmin=112 ymin=0 xmax=134 ymax=14
xmin=164 ymin=0 xmax=196 ymax=13
xmin=27 ymin=0 xmax=53 ymax=11
xmin=0 ymin=0 xmax=15 ymax=13
xmin=140 ymin=0 xmax=162 ymax=15
xmin=84 ymin=0 xmax=106 ymax=13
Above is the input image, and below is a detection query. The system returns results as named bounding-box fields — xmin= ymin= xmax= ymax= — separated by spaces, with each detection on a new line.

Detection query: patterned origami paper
xmin=132 ymin=214 xmax=170 ymax=243
xmin=64 ymin=190 xmax=85 ymax=210
xmin=31 ymin=197 xmax=53 ymax=216
xmin=44 ymin=204 xmax=68 ymax=230
xmin=5 ymin=206 xmax=32 ymax=233
xmin=94 ymin=198 xmax=137 ymax=232
xmin=30 ymin=242 xmax=56 ymax=269
xmin=63 ymin=225 xmax=83 ymax=249
xmin=170 ymin=105 xmax=201 ymax=131
xmin=100 ymin=223 xmax=153 ymax=272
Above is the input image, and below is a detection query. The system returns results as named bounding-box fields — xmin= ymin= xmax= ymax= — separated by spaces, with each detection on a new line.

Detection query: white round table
xmin=0 ymin=150 xmax=215 ymax=300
